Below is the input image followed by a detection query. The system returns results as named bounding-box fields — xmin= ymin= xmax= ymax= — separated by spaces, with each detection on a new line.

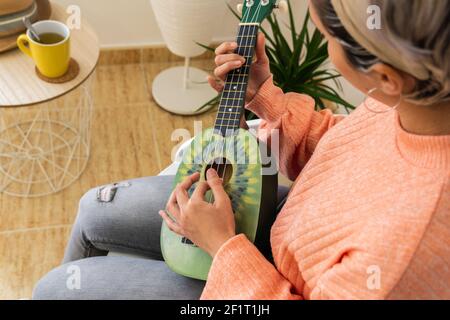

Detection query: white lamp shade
xmin=150 ymin=0 xmax=224 ymax=58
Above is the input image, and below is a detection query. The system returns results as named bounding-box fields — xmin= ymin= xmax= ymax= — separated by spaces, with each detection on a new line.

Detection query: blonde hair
xmin=315 ymin=0 xmax=450 ymax=105
xmin=380 ymin=0 xmax=450 ymax=104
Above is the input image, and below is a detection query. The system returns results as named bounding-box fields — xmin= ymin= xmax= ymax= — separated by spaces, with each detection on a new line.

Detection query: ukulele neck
xmin=214 ymin=23 xmax=260 ymax=137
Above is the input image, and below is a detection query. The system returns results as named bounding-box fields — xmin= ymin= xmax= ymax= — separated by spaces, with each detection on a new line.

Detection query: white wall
xmin=54 ymin=0 xmax=245 ymax=48
xmin=54 ymin=0 xmax=363 ymax=106
xmin=54 ymin=0 xmax=313 ymax=48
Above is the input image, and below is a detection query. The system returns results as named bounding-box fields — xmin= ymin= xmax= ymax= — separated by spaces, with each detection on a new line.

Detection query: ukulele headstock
xmin=237 ymin=0 xmax=281 ymax=24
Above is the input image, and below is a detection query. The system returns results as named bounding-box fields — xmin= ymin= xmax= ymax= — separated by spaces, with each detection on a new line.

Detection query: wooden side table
xmin=0 ymin=2 xmax=99 ymax=197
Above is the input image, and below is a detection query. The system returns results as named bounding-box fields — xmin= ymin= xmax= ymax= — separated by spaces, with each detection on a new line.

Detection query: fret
xmin=218 ymin=104 xmax=242 ymax=109
xmin=219 ymin=87 xmax=247 ymax=103
xmin=220 ymin=96 xmax=245 ymax=103
xmin=237 ymin=35 xmax=257 ymax=40
xmin=221 ymin=89 xmax=246 ymax=95
xmin=221 ymin=92 xmax=245 ymax=98
xmin=217 ymin=107 xmax=242 ymax=113
xmin=221 ymin=97 xmax=245 ymax=101
xmin=217 ymin=107 xmax=243 ymax=112
xmin=218 ymin=103 xmax=243 ymax=109
xmin=215 ymin=117 xmax=241 ymax=123
xmin=218 ymin=102 xmax=242 ymax=107
xmin=224 ymin=82 xmax=245 ymax=87
xmin=239 ymin=22 xmax=260 ymax=26
xmin=216 ymin=112 xmax=241 ymax=119
xmin=215 ymin=121 xmax=241 ymax=129
xmin=218 ymin=103 xmax=244 ymax=109
xmin=218 ymin=105 xmax=241 ymax=111
xmin=228 ymin=74 xmax=249 ymax=78
xmin=214 ymin=124 xmax=240 ymax=133
xmin=217 ymin=115 xmax=241 ymax=122
xmin=225 ymin=74 xmax=250 ymax=79
xmin=223 ymin=87 xmax=244 ymax=94
xmin=216 ymin=118 xmax=240 ymax=125
xmin=214 ymin=119 xmax=240 ymax=128
xmin=237 ymin=35 xmax=257 ymax=41
xmin=221 ymin=90 xmax=245 ymax=96
xmin=224 ymin=82 xmax=248 ymax=86
xmin=226 ymin=73 xmax=250 ymax=80
xmin=215 ymin=107 xmax=242 ymax=119
xmin=218 ymin=105 xmax=241 ymax=109
xmin=220 ymin=98 xmax=245 ymax=105
xmin=216 ymin=113 xmax=241 ymax=119
xmin=221 ymin=85 xmax=247 ymax=94
xmin=220 ymin=97 xmax=244 ymax=103
xmin=215 ymin=107 xmax=243 ymax=123
xmin=222 ymin=89 xmax=246 ymax=94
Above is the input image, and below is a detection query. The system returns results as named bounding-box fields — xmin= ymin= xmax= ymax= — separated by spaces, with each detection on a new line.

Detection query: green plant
xmin=197 ymin=0 xmax=354 ymax=117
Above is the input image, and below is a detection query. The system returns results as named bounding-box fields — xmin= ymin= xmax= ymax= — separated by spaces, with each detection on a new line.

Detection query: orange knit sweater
xmin=201 ymin=78 xmax=450 ymax=300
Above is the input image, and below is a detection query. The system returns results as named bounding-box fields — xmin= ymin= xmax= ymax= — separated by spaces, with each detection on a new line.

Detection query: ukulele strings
xmin=214 ymin=4 xmax=262 ymax=192
xmin=208 ymin=3 xmax=263 ymax=204
xmin=202 ymin=4 xmax=254 ymax=183
xmin=204 ymin=5 xmax=252 ymax=157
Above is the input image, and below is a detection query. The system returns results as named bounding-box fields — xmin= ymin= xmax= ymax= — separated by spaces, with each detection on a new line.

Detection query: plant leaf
xmin=194 ymin=2 xmax=354 ymax=113
xmin=195 ymin=42 xmax=215 ymax=52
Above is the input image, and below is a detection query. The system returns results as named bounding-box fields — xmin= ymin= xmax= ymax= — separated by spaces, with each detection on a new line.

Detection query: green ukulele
xmin=161 ymin=0 xmax=281 ymax=281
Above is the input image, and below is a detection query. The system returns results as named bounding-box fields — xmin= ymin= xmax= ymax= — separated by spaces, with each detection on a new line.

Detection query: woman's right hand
xmin=208 ymin=33 xmax=272 ymax=104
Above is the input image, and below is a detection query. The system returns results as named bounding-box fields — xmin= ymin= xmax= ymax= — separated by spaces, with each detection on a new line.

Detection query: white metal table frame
xmin=0 ymin=77 xmax=94 ymax=197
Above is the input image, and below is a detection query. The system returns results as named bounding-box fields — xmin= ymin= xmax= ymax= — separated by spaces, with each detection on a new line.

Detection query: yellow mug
xmin=17 ymin=20 xmax=71 ymax=78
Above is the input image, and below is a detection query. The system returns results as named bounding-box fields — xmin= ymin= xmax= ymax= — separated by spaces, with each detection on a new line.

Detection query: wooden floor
xmin=0 ymin=52 xmax=217 ymax=299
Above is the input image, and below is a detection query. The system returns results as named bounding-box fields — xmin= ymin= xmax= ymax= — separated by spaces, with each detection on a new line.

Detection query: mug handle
xmin=17 ymin=34 xmax=32 ymax=58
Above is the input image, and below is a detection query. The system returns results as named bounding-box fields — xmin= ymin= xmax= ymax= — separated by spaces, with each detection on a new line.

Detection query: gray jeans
xmin=33 ymin=175 xmax=288 ymax=300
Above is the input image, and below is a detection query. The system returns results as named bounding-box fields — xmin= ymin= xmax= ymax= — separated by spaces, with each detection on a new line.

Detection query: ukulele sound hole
xmin=181 ymin=237 xmax=195 ymax=246
xmin=205 ymin=158 xmax=233 ymax=185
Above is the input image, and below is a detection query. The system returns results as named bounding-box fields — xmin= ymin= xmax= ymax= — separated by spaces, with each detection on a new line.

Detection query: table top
xmin=0 ymin=2 xmax=99 ymax=107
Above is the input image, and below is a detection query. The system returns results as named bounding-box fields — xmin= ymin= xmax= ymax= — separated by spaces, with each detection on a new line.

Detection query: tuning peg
xmin=275 ymin=0 xmax=288 ymax=13
xmin=237 ymin=4 xmax=243 ymax=14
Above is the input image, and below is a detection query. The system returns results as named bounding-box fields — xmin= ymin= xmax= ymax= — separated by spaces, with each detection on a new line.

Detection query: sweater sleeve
xmin=246 ymin=77 xmax=345 ymax=180
xmin=200 ymin=234 xmax=302 ymax=300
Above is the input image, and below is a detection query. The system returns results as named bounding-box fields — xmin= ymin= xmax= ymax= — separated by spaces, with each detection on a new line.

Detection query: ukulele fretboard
xmin=214 ymin=23 xmax=259 ymax=136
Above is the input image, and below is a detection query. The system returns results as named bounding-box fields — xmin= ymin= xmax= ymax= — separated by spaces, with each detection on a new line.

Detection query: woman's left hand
xmin=159 ymin=169 xmax=236 ymax=258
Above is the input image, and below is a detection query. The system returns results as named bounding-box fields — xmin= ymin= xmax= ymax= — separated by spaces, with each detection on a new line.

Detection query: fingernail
xmin=207 ymin=169 xmax=217 ymax=179
xmin=234 ymin=61 xmax=243 ymax=66
xmin=231 ymin=42 xmax=238 ymax=48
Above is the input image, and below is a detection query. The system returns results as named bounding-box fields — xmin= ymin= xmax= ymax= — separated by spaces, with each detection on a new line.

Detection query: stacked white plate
xmin=0 ymin=0 xmax=51 ymax=53
xmin=0 ymin=0 xmax=37 ymax=37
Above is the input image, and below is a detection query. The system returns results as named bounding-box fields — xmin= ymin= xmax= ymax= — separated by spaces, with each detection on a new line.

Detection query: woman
xmin=33 ymin=0 xmax=450 ymax=300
